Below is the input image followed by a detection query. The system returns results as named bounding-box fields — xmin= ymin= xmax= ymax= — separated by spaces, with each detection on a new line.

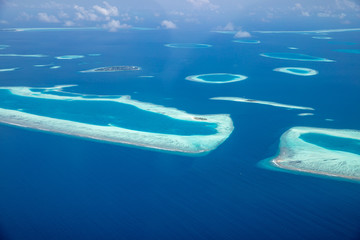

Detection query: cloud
xmin=64 ymin=20 xmax=75 ymax=26
xmin=93 ymin=1 xmax=119 ymax=19
xmin=187 ymin=0 xmax=219 ymax=11
xmin=74 ymin=5 xmax=99 ymax=21
xmin=234 ymin=30 xmax=251 ymax=38
xmin=38 ymin=12 xmax=60 ymax=23
xmin=161 ymin=20 xmax=177 ymax=29
xmin=102 ymin=19 xmax=131 ymax=32
xmin=215 ymin=22 xmax=235 ymax=31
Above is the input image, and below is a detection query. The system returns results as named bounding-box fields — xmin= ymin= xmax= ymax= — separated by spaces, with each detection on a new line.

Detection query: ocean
xmin=0 ymin=28 xmax=359 ymax=239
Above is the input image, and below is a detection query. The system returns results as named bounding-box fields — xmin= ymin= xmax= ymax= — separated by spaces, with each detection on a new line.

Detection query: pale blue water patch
xmin=88 ymin=53 xmax=102 ymax=56
xmin=328 ymin=41 xmax=357 ymax=45
xmin=233 ymin=39 xmax=260 ymax=44
xmin=186 ymin=73 xmax=247 ymax=84
xmin=333 ymin=49 xmax=360 ymax=54
xmin=55 ymin=55 xmax=84 ymax=60
xmin=260 ymin=52 xmax=335 ymax=62
xmin=0 ymin=44 xmax=9 ymax=49
xmin=300 ymin=133 xmax=360 ymax=155
xmin=0 ymin=89 xmax=217 ymax=136
xmin=165 ymin=43 xmax=212 ymax=48
xmin=0 ymin=54 xmax=48 ymax=57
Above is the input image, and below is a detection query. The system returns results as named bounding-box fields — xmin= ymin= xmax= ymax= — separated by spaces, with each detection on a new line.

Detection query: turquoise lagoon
xmin=260 ymin=52 xmax=335 ymax=62
xmin=261 ymin=127 xmax=360 ymax=182
xmin=0 ymin=85 xmax=233 ymax=155
xmin=165 ymin=43 xmax=212 ymax=48
xmin=274 ymin=67 xmax=318 ymax=76
xmin=185 ymin=73 xmax=247 ymax=84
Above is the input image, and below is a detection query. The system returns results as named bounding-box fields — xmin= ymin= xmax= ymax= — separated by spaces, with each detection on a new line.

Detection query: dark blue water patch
xmin=299 ymin=133 xmax=360 ymax=155
xmin=0 ymin=90 xmax=217 ymax=136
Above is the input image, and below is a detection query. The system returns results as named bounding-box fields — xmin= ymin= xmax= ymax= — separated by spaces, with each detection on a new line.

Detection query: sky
xmin=0 ymin=0 xmax=359 ymax=31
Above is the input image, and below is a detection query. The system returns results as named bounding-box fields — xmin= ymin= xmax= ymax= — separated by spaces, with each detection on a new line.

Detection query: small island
xmin=81 ymin=66 xmax=142 ymax=73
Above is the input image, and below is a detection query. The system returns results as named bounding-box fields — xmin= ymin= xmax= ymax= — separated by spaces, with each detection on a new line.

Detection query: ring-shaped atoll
xmin=260 ymin=127 xmax=360 ymax=182
xmin=260 ymin=52 xmax=335 ymax=62
xmin=165 ymin=43 xmax=212 ymax=48
xmin=55 ymin=55 xmax=85 ymax=60
xmin=274 ymin=67 xmax=318 ymax=76
xmin=0 ymin=85 xmax=234 ymax=156
xmin=186 ymin=73 xmax=247 ymax=84
xmin=233 ymin=39 xmax=260 ymax=44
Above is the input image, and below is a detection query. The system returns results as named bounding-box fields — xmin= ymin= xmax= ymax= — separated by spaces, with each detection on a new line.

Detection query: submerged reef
xmin=81 ymin=66 xmax=141 ymax=72
xmin=165 ymin=43 xmax=212 ymax=48
xmin=260 ymin=53 xmax=335 ymax=62
xmin=0 ymin=85 xmax=234 ymax=156
xmin=186 ymin=73 xmax=247 ymax=84
xmin=233 ymin=40 xmax=260 ymax=44
xmin=210 ymin=97 xmax=314 ymax=110
xmin=262 ymin=127 xmax=360 ymax=182
xmin=274 ymin=67 xmax=318 ymax=76
xmin=254 ymin=28 xmax=360 ymax=34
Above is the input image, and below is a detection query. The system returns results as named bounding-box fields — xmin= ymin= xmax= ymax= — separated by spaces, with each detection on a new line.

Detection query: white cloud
xmin=215 ymin=22 xmax=235 ymax=31
xmin=38 ymin=12 xmax=60 ymax=23
xmin=102 ymin=19 xmax=131 ymax=32
xmin=74 ymin=5 xmax=99 ymax=21
xmin=64 ymin=20 xmax=75 ymax=26
xmin=187 ymin=0 xmax=219 ymax=11
xmin=161 ymin=20 xmax=177 ymax=29
xmin=234 ymin=30 xmax=251 ymax=38
xmin=93 ymin=1 xmax=119 ymax=20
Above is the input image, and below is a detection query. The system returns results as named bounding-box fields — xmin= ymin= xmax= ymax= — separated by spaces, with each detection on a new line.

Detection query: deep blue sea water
xmin=0 ymin=28 xmax=360 ymax=240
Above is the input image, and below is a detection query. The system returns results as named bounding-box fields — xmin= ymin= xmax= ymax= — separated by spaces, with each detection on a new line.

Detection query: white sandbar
xmin=50 ymin=66 xmax=61 ymax=69
xmin=186 ymin=73 xmax=247 ymax=84
xmin=56 ymin=55 xmax=84 ymax=60
xmin=0 ymin=85 xmax=234 ymax=156
xmin=210 ymin=97 xmax=314 ymax=110
xmin=0 ymin=54 xmax=48 ymax=58
xmin=298 ymin=113 xmax=314 ymax=116
xmin=0 ymin=68 xmax=19 ymax=72
xmin=274 ymin=67 xmax=318 ymax=76
xmin=266 ymin=127 xmax=360 ymax=182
